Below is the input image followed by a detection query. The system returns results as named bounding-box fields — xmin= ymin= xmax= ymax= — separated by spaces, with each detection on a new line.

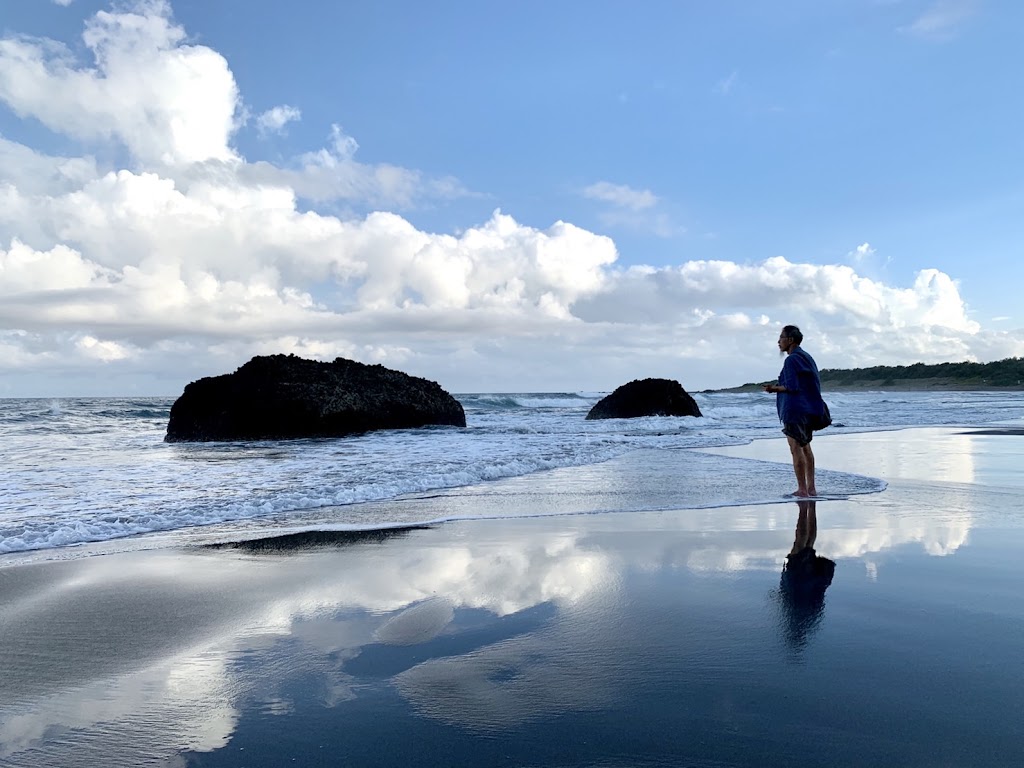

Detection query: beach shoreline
xmin=3 ymin=426 xmax=1024 ymax=767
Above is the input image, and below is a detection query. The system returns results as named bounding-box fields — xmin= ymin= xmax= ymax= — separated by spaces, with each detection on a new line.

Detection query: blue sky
xmin=1 ymin=0 xmax=1022 ymax=396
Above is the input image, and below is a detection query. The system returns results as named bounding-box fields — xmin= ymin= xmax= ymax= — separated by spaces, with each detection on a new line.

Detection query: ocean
xmin=3 ymin=390 xmax=1024 ymax=562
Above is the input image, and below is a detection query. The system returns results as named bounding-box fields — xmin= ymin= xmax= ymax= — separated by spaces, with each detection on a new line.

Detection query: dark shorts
xmin=783 ymin=421 xmax=813 ymax=447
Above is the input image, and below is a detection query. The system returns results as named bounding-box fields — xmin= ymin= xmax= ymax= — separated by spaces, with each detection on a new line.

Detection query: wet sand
xmin=2 ymin=428 xmax=1024 ymax=767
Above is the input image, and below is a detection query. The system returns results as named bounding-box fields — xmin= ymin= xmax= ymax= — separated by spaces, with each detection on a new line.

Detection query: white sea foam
xmin=1 ymin=391 xmax=1023 ymax=557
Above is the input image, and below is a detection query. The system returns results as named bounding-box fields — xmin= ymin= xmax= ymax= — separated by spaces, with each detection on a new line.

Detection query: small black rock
xmin=586 ymin=378 xmax=702 ymax=420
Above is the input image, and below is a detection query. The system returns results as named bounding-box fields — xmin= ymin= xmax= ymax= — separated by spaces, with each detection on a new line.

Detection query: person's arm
xmin=780 ymin=352 xmax=811 ymax=394
xmin=764 ymin=357 xmax=796 ymax=393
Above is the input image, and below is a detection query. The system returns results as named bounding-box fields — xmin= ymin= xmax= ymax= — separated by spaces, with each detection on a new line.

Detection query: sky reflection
xmin=2 ymin=469 xmax=1021 ymax=766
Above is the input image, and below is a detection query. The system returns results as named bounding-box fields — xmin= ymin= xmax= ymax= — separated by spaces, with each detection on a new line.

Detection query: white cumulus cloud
xmin=0 ymin=0 xmax=1021 ymax=397
xmin=0 ymin=0 xmax=239 ymax=166
xmin=256 ymin=105 xmax=301 ymax=136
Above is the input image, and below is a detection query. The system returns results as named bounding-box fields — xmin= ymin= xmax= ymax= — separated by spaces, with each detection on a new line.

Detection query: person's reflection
xmin=775 ymin=499 xmax=836 ymax=652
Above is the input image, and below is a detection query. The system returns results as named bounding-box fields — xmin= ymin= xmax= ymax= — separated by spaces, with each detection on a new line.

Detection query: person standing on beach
xmin=763 ymin=325 xmax=827 ymax=497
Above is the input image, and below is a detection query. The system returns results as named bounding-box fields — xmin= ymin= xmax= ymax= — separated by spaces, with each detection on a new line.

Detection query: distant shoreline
xmin=707 ymin=356 xmax=1024 ymax=393
xmin=708 ymin=379 xmax=1024 ymax=394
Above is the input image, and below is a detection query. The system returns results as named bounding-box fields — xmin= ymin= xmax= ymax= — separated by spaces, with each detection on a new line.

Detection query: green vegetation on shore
xmin=716 ymin=357 xmax=1024 ymax=393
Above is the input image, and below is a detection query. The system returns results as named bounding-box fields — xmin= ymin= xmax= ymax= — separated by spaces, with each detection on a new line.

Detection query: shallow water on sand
xmin=2 ymin=429 xmax=1024 ymax=767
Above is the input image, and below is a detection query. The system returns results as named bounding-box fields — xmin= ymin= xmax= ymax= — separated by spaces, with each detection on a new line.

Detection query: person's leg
xmin=787 ymin=436 xmax=810 ymax=496
xmin=802 ymin=443 xmax=816 ymax=496
xmin=791 ymin=498 xmax=818 ymax=553
xmin=791 ymin=499 xmax=810 ymax=554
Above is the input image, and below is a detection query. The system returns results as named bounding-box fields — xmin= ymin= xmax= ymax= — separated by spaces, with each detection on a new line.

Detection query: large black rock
xmin=586 ymin=378 xmax=702 ymax=420
xmin=165 ymin=354 xmax=466 ymax=442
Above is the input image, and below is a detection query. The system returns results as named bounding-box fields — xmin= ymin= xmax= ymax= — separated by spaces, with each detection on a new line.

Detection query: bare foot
xmin=787 ymin=490 xmax=812 ymax=498
xmin=807 ymin=488 xmax=818 ymax=497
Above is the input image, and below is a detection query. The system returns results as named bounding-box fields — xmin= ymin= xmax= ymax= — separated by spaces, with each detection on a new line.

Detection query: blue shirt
xmin=777 ymin=346 xmax=826 ymax=424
